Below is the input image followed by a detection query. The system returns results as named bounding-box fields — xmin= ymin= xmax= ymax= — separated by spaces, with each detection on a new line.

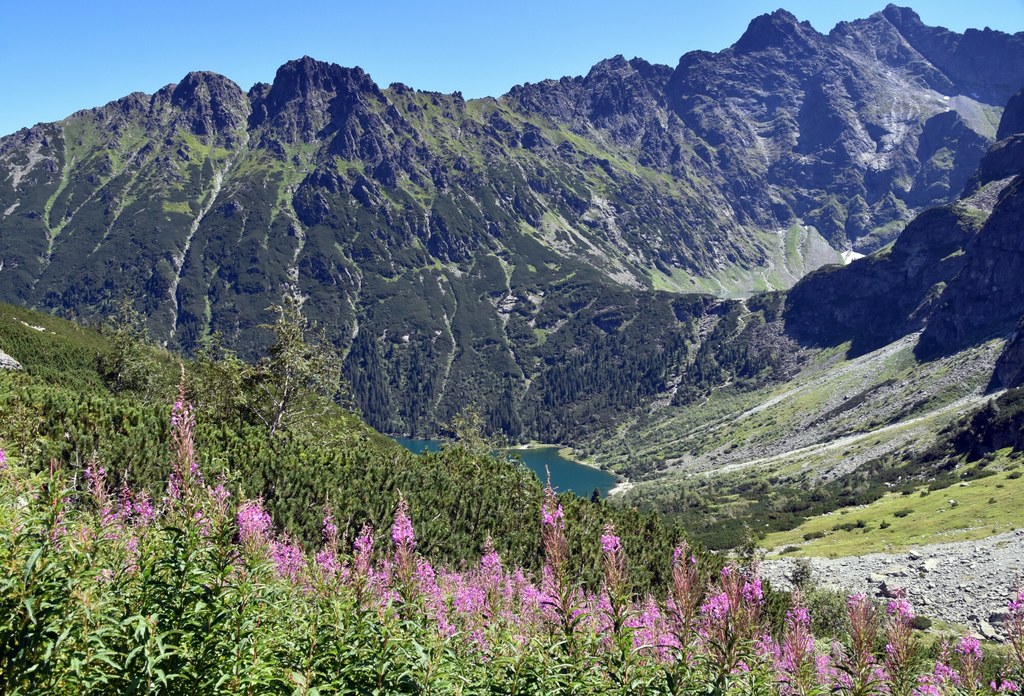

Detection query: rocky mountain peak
xmin=880 ymin=5 xmax=1024 ymax=105
xmin=250 ymin=57 xmax=383 ymax=142
xmin=170 ymin=71 xmax=249 ymax=141
xmin=732 ymin=9 xmax=818 ymax=54
xmin=880 ymin=5 xmax=923 ymax=31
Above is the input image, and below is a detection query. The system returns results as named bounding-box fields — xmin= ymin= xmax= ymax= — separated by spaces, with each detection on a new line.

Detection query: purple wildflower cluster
xmin=23 ymin=386 xmax=1024 ymax=692
xmin=237 ymin=500 xmax=273 ymax=545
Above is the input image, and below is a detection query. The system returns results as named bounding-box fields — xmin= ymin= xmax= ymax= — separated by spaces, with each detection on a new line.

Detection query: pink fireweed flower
xmin=168 ymin=379 xmax=201 ymax=499
xmin=353 ymin=524 xmax=374 ymax=579
xmin=271 ymin=539 xmax=306 ymax=583
xmin=742 ymin=577 xmax=763 ymax=605
xmin=846 ymin=593 xmax=879 ymax=659
xmin=887 ymin=598 xmax=915 ymax=622
xmin=600 ymin=527 xmax=621 ymax=554
xmin=391 ymin=496 xmax=416 ymax=550
xmin=315 ymin=548 xmax=340 ymax=579
xmin=540 ymin=484 xmax=568 ymax=579
xmin=600 ymin=523 xmax=627 ymax=593
xmin=391 ymin=495 xmax=416 ymax=583
xmin=211 ymin=483 xmax=230 ymax=505
xmin=701 ymin=591 xmax=731 ymax=621
xmin=322 ymin=511 xmax=338 ymax=545
xmin=992 ymin=679 xmax=1022 ymax=692
xmin=669 ymin=541 xmax=702 ymax=655
xmin=1007 ymin=586 xmax=1024 ymax=673
xmin=541 ymin=500 xmax=563 ymax=527
xmin=541 ymin=480 xmax=564 ymax=528
xmin=84 ymin=459 xmax=109 ymax=505
xmin=480 ymin=543 xmax=502 ymax=578
xmin=132 ymin=492 xmax=156 ymax=525
xmin=885 ymin=597 xmax=917 ymax=694
xmin=237 ymin=500 xmax=272 ymax=545
xmin=777 ymin=598 xmax=817 ymax=694
xmin=0 ymin=449 xmax=6 ymax=469
xmin=956 ymin=635 xmax=982 ymax=661
xmin=955 ymin=634 xmax=983 ymax=688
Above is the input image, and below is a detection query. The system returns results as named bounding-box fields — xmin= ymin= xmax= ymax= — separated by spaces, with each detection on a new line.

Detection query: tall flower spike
xmin=600 ymin=523 xmax=626 ymax=593
xmin=353 ymin=524 xmax=374 ymax=579
xmin=169 ymin=368 xmax=200 ymax=500
xmin=391 ymin=495 xmax=416 ymax=583
xmin=391 ymin=495 xmax=416 ymax=551
xmin=540 ymin=483 xmax=566 ymax=574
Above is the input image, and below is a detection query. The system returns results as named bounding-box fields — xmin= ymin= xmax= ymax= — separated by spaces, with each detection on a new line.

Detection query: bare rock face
xmin=917 ymin=176 xmax=1024 ymax=359
xmin=170 ymin=71 xmax=250 ymax=145
xmin=0 ymin=348 xmax=21 ymax=371
xmin=783 ymin=205 xmax=978 ymax=356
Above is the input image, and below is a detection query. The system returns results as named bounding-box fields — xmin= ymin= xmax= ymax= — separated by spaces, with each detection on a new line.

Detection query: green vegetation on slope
xmin=0 ymin=302 xmax=688 ymax=591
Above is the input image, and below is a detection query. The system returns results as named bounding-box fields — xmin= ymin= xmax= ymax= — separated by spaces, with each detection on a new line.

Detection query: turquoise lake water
xmin=392 ymin=437 xmax=618 ymax=498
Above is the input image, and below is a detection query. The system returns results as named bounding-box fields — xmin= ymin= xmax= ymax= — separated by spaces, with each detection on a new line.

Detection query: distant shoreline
xmin=394 ymin=435 xmax=626 ymax=496
xmin=512 ymin=442 xmax=628 ymax=494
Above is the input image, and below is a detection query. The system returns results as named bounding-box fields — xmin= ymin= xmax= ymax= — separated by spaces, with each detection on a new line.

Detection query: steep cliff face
xmin=784 ymin=82 xmax=1024 ymax=368
xmin=915 ymin=87 xmax=1024 ymax=362
xmin=916 ymin=176 xmax=1024 ymax=358
xmin=783 ymin=204 xmax=980 ymax=356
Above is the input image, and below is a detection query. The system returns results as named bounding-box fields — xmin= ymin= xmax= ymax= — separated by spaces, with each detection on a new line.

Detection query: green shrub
xmin=911 ymin=616 xmax=933 ymax=631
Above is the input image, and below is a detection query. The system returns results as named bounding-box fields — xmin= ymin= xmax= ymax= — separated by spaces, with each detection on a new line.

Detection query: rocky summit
xmin=0 ymin=6 xmax=1022 ymax=440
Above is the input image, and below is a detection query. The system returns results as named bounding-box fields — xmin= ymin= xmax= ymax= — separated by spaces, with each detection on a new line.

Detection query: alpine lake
xmin=392 ymin=438 xmax=618 ymax=498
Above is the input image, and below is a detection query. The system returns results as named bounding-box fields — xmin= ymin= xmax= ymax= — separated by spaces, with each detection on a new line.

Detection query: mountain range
xmin=1 ymin=4 xmax=1023 ymax=448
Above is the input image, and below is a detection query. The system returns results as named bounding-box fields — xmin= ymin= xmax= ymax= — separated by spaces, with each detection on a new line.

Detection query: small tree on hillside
xmin=250 ymin=293 xmax=344 ymax=436
xmin=189 ymin=332 xmax=250 ymax=426
xmin=98 ymin=298 xmax=155 ymax=396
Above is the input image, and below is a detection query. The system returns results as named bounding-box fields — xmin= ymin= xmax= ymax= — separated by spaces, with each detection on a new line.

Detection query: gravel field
xmin=762 ymin=529 xmax=1024 ymax=639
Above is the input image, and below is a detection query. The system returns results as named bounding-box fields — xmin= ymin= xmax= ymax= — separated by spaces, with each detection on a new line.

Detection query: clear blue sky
xmin=2 ymin=1 xmax=1022 ymax=137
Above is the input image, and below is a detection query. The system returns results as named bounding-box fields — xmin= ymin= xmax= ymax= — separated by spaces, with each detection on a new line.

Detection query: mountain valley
xmin=2 ymin=0 xmax=1024 ymax=588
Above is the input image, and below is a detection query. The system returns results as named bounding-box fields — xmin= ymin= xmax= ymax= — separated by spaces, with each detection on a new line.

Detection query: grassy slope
xmin=601 ymin=327 xmax=1008 ymax=549
xmin=764 ymin=455 xmax=1024 ymax=556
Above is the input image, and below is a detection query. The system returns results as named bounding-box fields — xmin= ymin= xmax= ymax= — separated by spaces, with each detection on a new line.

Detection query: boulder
xmin=980 ymin=620 xmax=1002 ymax=641
xmin=879 ymin=580 xmax=907 ymax=598
xmin=0 ymin=348 xmax=21 ymax=371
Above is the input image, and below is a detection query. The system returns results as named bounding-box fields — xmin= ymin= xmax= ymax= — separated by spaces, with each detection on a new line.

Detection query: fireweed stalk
xmin=884 ymin=597 xmax=919 ymax=696
xmin=600 ymin=523 xmax=635 ymax=686
xmin=540 ymin=481 xmax=583 ymax=653
xmin=834 ymin=592 xmax=883 ymax=695
xmin=698 ymin=563 xmax=765 ymax=689
xmin=667 ymin=541 xmax=703 ymax=665
xmin=391 ymin=494 xmax=416 ymax=584
xmin=775 ymin=593 xmax=818 ymax=695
